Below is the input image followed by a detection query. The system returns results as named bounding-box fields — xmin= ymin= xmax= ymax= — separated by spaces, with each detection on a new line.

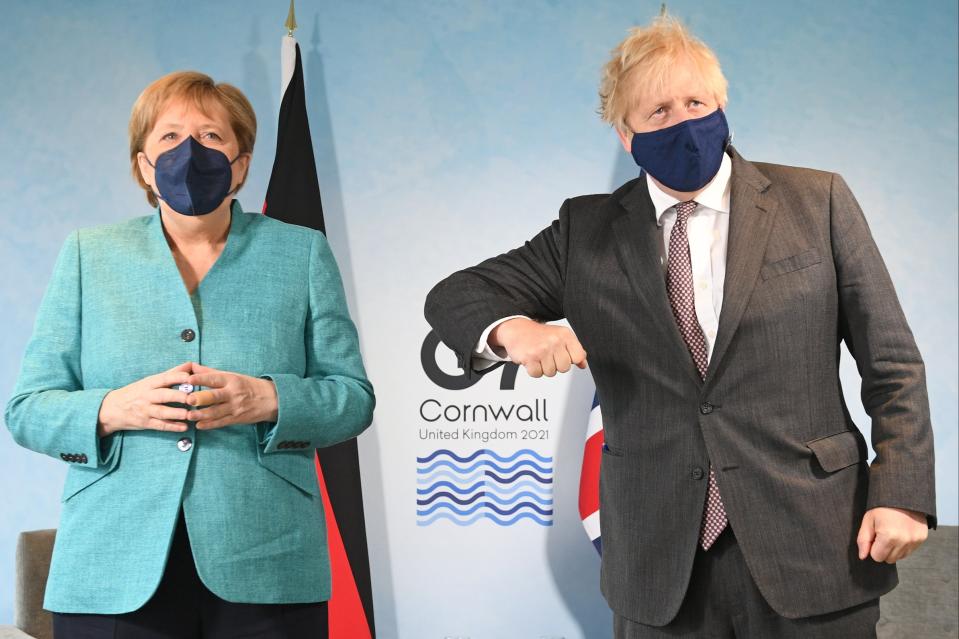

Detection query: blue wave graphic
xmin=416 ymin=449 xmax=554 ymax=527
xmin=417 ymin=458 xmax=552 ymax=475
xmin=416 ymin=511 xmax=553 ymax=527
xmin=416 ymin=474 xmax=550 ymax=496
xmin=418 ymin=501 xmax=553 ymax=517
xmin=416 ymin=471 xmax=556 ymax=487
xmin=417 ymin=490 xmax=553 ymax=506
xmin=416 ymin=470 xmax=485 ymax=484
xmin=416 ymin=478 xmax=553 ymax=496
xmin=484 ymin=469 xmax=551 ymax=484
xmin=417 ymin=448 xmax=552 ymax=464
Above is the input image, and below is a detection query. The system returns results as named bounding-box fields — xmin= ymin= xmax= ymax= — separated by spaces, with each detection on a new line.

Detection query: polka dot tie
xmin=666 ymin=200 xmax=728 ymax=551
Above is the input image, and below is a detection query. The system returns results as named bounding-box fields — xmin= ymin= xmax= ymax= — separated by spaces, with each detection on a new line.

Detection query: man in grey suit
xmin=424 ymin=14 xmax=936 ymax=639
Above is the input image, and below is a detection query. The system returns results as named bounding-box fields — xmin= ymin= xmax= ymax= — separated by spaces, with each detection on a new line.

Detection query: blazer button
xmin=177 ymin=437 xmax=193 ymax=452
xmin=700 ymin=402 xmax=714 ymax=415
xmin=60 ymin=453 xmax=68 ymax=461
xmin=691 ymin=467 xmax=705 ymax=480
xmin=181 ymin=328 xmax=196 ymax=342
xmin=79 ymin=454 xmax=88 ymax=464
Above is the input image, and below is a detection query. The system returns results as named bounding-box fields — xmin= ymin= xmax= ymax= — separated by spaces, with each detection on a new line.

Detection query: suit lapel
xmin=705 ymin=149 xmax=778 ymax=386
xmin=612 ymin=178 xmax=705 ymax=388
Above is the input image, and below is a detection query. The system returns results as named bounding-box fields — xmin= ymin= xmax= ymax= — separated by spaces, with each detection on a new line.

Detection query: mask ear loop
xmin=142 ymin=154 xmax=169 ymax=206
xmin=627 ymin=129 xmax=645 ymax=178
xmin=225 ymin=152 xmax=249 ymax=198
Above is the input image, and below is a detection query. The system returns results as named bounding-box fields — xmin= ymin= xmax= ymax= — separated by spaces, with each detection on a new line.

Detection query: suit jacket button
xmin=177 ymin=437 xmax=193 ymax=452
xmin=181 ymin=328 xmax=196 ymax=342
xmin=691 ymin=467 xmax=704 ymax=480
xmin=278 ymin=441 xmax=289 ymax=449
xmin=700 ymin=402 xmax=714 ymax=415
xmin=79 ymin=454 xmax=88 ymax=463
xmin=60 ymin=453 xmax=68 ymax=461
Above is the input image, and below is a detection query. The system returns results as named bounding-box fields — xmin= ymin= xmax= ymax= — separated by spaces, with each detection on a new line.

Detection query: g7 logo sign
xmin=420 ymin=330 xmax=518 ymax=391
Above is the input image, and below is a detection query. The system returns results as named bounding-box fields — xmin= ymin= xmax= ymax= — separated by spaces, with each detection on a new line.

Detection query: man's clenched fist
xmin=489 ymin=318 xmax=587 ymax=378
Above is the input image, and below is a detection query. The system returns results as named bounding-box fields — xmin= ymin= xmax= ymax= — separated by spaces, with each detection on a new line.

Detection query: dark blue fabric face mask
xmin=146 ymin=136 xmax=241 ymax=216
xmin=629 ymin=109 xmax=730 ymax=192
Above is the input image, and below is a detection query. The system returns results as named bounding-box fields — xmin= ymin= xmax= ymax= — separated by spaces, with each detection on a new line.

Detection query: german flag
xmin=263 ymin=9 xmax=375 ymax=638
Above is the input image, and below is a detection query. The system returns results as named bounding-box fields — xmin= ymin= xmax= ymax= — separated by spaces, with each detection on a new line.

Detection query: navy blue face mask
xmin=146 ymin=136 xmax=242 ymax=216
xmin=629 ymin=109 xmax=730 ymax=193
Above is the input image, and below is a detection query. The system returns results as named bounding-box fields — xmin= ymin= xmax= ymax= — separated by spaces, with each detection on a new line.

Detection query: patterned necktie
xmin=666 ymin=200 xmax=728 ymax=551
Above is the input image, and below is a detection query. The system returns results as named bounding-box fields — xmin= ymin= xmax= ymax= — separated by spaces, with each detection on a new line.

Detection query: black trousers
xmin=53 ymin=510 xmax=328 ymax=639
xmin=613 ymin=527 xmax=880 ymax=639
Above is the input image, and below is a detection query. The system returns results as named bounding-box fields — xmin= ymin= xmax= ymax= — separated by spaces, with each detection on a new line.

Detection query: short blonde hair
xmin=599 ymin=15 xmax=728 ymax=133
xmin=129 ymin=71 xmax=257 ymax=207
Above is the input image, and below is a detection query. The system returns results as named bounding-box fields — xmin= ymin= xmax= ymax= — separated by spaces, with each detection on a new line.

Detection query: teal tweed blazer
xmin=5 ymin=200 xmax=375 ymax=614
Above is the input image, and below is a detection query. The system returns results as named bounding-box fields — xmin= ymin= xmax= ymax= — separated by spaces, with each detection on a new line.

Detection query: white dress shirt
xmin=474 ymin=152 xmax=732 ymax=367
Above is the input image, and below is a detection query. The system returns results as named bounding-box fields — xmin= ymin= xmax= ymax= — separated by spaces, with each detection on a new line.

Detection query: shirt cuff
xmin=473 ymin=315 xmax=528 ymax=363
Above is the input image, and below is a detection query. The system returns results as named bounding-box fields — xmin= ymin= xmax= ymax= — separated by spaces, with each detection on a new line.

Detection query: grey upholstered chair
xmin=1 ymin=529 xmax=55 ymax=639
xmin=0 ymin=527 xmax=956 ymax=638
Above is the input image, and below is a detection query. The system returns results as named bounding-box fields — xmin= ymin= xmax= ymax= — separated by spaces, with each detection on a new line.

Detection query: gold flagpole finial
xmin=659 ymin=3 xmax=668 ymax=16
xmin=285 ymin=0 xmax=298 ymax=36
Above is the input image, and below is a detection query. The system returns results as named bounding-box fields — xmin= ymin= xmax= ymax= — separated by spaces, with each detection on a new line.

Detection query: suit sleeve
xmin=424 ymin=200 xmax=571 ymax=379
xmin=4 ymin=231 xmax=120 ymax=469
xmin=830 ymin=173 xmax=937 ymax=528
xmin=257 ymin=231 xmax=375 ymax=453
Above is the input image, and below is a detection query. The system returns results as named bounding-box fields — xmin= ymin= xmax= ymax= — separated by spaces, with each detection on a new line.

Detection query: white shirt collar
xmin=646 ymin=151 xmax=732 ymax=225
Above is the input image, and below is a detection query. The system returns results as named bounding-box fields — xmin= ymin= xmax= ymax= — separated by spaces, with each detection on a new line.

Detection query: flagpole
xmin=280 ymin=1 xmax=297 ymax=98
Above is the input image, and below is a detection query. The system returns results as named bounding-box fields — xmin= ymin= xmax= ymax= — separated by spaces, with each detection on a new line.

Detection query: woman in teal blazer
xmin=5 ymin=71 xmax=374 ymax=636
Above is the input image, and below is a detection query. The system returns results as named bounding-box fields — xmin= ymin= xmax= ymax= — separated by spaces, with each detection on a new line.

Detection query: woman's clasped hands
xmin=97 ymin=362 xmax=278 ymax=436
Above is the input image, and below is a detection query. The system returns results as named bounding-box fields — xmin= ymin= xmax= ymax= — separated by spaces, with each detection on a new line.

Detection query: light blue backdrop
xmin=1 ymin=0 xmax=956 ymax=635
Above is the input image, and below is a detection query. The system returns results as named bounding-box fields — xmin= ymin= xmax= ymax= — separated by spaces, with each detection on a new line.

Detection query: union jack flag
xmin=578 ymin=394 xmax=603 ymax=553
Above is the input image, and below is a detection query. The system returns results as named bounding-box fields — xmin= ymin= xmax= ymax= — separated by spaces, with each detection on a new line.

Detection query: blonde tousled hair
xmin=599 ymin=15 xmax=728 ymax=133
xmin=128 ymin=71 xmax=257 ymax=207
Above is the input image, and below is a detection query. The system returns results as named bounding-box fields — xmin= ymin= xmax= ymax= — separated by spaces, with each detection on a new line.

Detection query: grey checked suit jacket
xmin=424 ymin=147 xmax=936 ymax=626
